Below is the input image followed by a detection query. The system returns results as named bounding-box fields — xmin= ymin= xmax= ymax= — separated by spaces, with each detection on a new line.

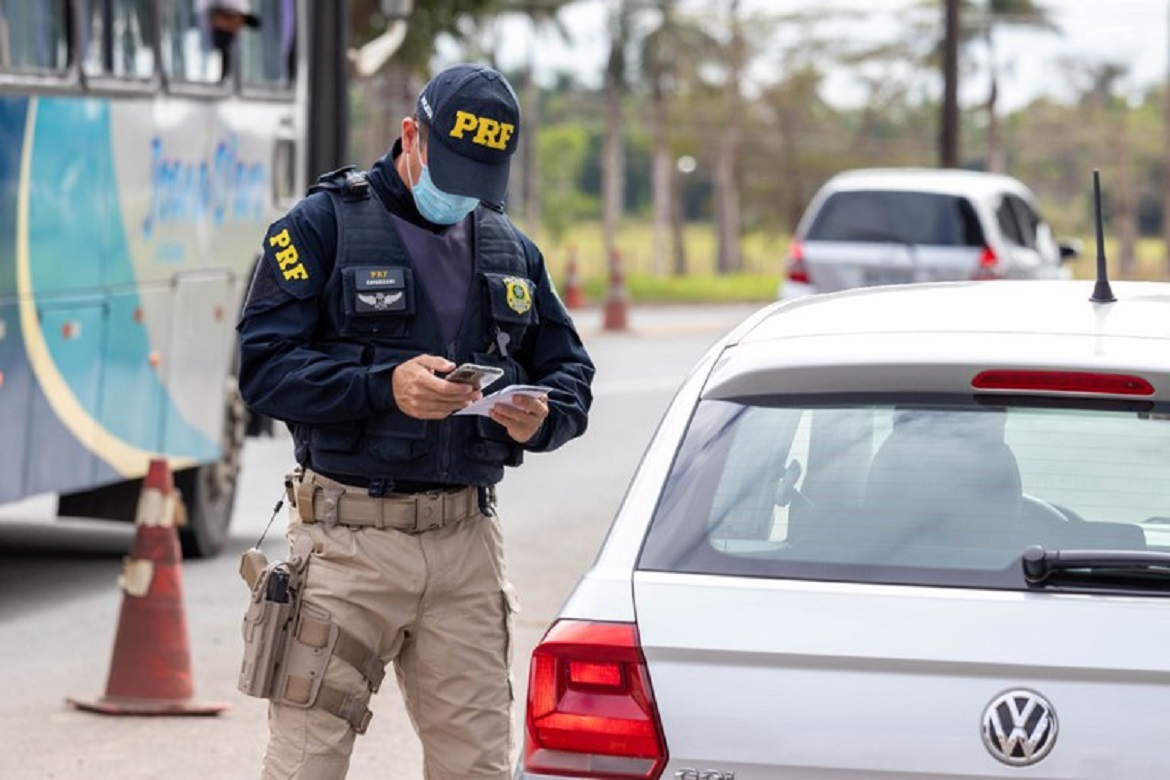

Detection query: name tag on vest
xmin=353 ymin=267 xmax=406 ymax=313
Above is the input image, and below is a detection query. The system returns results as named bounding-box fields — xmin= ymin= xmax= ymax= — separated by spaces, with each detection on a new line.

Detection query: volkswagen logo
xmin=981 ymin=689 xmax=1058 ymax=766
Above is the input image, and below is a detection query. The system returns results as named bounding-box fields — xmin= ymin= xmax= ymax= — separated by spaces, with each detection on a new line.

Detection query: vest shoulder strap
xmin=308 ymin=165 xmax=371 ymax=202
xmin=475 ymin=207 xmax=528 ymax=275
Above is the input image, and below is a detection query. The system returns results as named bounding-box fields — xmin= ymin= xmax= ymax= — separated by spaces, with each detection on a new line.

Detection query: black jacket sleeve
xmin=236 ymin=194 xmax=398 ymax=426
xmin=513 ymin=232 xmax=595 ymax=453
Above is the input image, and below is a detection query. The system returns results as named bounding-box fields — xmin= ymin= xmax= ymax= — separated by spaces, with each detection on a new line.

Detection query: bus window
xmin=81 ymin=0 xmax=156 ymax=81
xmin=240 ymin=0 xmax=294 ymax=90
xmin=0 ymin=0 xmax=69 ymax=74
xmin=160 ymin=0 xmax=226 ymax=85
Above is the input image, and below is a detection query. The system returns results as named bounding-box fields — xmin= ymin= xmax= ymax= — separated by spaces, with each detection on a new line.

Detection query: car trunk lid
xmin=633 ymin=572 xmax=1170 ymax=779
xmin=802 ymin=241 xmax=982 ymax=292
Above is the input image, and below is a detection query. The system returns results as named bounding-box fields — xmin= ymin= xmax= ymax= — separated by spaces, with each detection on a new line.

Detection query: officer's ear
xmin=402 ymin=115 xmax=428 ymax=156
xmin=400 ymin=116 xmax=417 ymax=149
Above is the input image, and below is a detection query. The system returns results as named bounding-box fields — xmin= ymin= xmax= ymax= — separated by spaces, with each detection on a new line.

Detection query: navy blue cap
xmin=416 ymin=64 xmax=521 ymax=205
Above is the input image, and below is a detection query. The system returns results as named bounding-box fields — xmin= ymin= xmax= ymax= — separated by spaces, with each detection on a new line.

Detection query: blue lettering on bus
xmin=142 ymin=135 xmax=267 ymax=238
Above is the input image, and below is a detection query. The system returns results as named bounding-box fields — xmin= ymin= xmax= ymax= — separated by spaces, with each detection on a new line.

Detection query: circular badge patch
xmin=504 ymin=277 xmax=532 ymax=315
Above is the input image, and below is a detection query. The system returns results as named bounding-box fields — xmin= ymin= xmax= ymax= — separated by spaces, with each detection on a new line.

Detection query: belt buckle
xmin=414 ymin=491 xmax=444 ymax=533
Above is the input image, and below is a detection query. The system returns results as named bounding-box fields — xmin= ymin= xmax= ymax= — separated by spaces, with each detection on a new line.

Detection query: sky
xmin=477 ymin=0 xmax=1170 ymax=110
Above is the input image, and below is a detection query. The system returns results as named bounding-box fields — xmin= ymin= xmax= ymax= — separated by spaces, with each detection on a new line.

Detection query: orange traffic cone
xmin=563 ymin=244 xmax=586 ymax=309
xmin=68 ymin=458 xmax=229 ymax=716
xmin=602 ymin=249 xmax=629 ymax=331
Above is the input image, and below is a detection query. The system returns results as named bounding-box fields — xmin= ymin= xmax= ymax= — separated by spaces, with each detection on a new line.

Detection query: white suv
xmin=781 ymin=168 xmax=1077 ymax=299
xmin=517 ymin=279 xmax=1170 ymax=780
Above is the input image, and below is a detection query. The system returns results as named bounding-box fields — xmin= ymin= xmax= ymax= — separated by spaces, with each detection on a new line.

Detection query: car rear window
xmin=806 ymin=190 xmax=985 ymax=246
xmin=638 ymin=396 xmax=1170 ymax=590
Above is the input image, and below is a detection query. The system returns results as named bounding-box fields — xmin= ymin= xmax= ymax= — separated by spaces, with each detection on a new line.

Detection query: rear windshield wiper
xmin=1022 ymin=545 xmax=1170 ymax=588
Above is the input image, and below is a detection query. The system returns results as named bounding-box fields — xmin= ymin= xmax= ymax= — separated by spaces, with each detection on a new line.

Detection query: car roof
xmin=706 ymin=280 xmax=1170 ymax=399
xmin=818 ymin=167 xmax=1035 ymax=199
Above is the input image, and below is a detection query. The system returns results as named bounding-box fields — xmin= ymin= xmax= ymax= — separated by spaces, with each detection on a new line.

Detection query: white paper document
xmin=454 ymin=385 xmax=553 ymax=417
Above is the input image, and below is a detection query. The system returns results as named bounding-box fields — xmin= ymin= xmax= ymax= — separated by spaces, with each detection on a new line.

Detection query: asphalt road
xmin=0 ymin=302 xmax=764 ymax=780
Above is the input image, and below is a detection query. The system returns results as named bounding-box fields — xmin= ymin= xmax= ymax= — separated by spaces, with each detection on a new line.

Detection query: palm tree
xmin=968 ymin=0 xmax=1060 ymax=172
xmin=1085 ymin=62 xmax=1137 ymax=275
xmin=639 ymin=0 xmax=719 ymax=275
xmin=714 ymin=0 xmax=744 ymax=274
xmin=497 ymin=1 xmax=572 ymax=231
xmin=601 ymin=0 xmax=634 ymax=272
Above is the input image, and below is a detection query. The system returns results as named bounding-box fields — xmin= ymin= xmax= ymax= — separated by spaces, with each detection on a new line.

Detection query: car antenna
xmin=1090 ymin=168 xmax=1116 ymax=303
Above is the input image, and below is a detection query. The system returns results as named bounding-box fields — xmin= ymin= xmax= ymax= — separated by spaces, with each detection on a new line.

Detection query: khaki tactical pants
xmin=261 ymin=472 xmax=518 ymax=780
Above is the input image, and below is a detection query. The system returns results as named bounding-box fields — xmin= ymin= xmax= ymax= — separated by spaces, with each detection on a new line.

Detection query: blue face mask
xmin=409 ymin=144 xmax=479 ymax=225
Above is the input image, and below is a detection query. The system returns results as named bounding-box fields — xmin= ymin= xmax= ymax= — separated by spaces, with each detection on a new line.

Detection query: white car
xmin=781 ymin=168 xmax=1078 ymax=299
xmin=517 ymin=280 xmax=1170 ymax=780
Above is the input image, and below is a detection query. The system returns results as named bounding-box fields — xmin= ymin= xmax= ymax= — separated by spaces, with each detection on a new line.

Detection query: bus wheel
xmin=177 ymin=378 xmax=247 ymax=559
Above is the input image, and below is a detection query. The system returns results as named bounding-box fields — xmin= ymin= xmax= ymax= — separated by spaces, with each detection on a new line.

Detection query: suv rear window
xmin=806 ymin=190 xmax=985 ymax=246
xmin=638 ymin=397 xmax=1170 ymax=590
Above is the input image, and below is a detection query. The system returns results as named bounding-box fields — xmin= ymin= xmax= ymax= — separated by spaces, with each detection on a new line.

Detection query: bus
xmin=0 ymin=0 xmax=349 ymax=557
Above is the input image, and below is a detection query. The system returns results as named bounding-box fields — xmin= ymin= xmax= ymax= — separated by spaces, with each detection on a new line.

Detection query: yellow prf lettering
xmin=493 ymin=122 xmax=515 ymax=149
xmin=449 ymin=110 xmax=515 ymax=150
xmin=268 ymin=227 xmax=292 ymax=248
xmin=449 ymin=110 xmax=478 ymax=139
xmin=470 ymin=118 xmax=512 ymax=150
xmin=275 ymin=245 xmax=299 ymax=269
xmin=272 ymin=241 xmax=308 ymax=281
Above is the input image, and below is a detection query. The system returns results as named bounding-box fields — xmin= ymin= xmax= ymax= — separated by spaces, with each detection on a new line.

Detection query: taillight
xmin=972 ymin=369 xmax=1154 ymax=396
xmin=524 ymin=620 xmax=667 ymax=779
xmin=785 ymin=240 xmax=810 ymax=284
xmin=972 ymin=245 xmax=1000 ymax=280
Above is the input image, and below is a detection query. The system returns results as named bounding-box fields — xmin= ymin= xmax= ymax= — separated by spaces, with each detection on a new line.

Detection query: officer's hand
xmin=488 ymin=393 xmax=548 ymax=443
xmin=392 ymin=355 xmax=480 ymax=419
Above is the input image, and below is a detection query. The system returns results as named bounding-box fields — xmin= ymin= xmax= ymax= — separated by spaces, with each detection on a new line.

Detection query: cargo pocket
xmin=340 ymin=266 xmax=414 ymax=338
xmin=278 ymin=602 xmax=339 ymax=708
xmin=481 ymin=272 xmax=537 ymax=350
xmin=501 ymin=583 xmax=520 ymax=703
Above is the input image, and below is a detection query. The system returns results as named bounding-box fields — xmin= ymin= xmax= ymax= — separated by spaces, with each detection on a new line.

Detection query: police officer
xmin=237 ymin=64 xmax=595 ymax=779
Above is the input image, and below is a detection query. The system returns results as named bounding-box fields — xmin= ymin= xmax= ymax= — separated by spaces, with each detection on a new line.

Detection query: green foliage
xmin=538 ymin=124 xmax=598 ymax=242
xmin=378 ymin=1 xmax=1170 ymax=284
xmin=351 ymin=0 xmax=496 ymax=72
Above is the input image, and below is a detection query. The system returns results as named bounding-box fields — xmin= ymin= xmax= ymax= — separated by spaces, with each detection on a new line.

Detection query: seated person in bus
xmin=207 ymin=0 xmax=259 ymax=79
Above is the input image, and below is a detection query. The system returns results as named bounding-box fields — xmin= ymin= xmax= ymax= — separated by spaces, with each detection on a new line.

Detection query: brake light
xmin=785 ymin=240 xmax=809 ymax=284
xmin=524 ymin=620 xmax=667 ymax=779
xmin=973 ymin=245 xmax=1001 ymax=280
xmin=973 ymin=370 xmax=1154 ymax=396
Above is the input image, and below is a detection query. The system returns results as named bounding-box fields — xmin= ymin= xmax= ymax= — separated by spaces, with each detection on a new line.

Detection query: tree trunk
xmin=520 ymin=29 xmax=541 ymax=229
xmin=715 ymin=0 xmax=743 ymax=274
xmin=650 ymin=78 xmax=671 ymax=276
xmin=602 ymin=22 xmax=625 ymax=269
xmin=985 ymin=27 xmax=1005 ymax=173
xmin=1116 ymin=110 xmax=1137 ymax=276
xmin=940 ymin=0 xmax=961 ymax=167
xmin=987 ymin=75 xmax=1005 ymax=172
xmin=1163 ymin=5 xmax=1170 ymax=275
xmin=670 ymin=167 xmax=688 ymax=276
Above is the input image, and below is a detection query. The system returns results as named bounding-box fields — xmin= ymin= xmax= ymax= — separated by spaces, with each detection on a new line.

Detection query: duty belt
xmin=293 ymin=470 xmax=479 ymax=533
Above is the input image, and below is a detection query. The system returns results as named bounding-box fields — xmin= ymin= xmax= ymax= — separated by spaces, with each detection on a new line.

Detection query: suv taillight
xmin=523 ymin=620 xmax=667 ymax=779
xmin=973 ymin=245 xmax=1001 ymax=280
xmin=785 ymin=240 xmax=810 ymax=283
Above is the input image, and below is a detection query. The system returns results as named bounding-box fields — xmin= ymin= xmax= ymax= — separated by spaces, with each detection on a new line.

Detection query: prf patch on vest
xmin=266 ymin=223 xmax=310 ymax=283
xmin=352 ymin=267 xmax=407 ymax=313
xmin=503 ymin=276 xmax=532 ymax=315
xmin=449 ymin=110 xmax=515 ymax=151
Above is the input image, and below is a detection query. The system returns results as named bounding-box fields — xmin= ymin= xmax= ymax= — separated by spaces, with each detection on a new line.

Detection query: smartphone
xmin=444 ymin=363 xmax=504 ymax=391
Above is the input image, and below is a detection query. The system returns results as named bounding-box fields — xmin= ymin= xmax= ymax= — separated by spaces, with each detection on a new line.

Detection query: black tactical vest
xmin=294 ymin=166 xmax=540 ymax=487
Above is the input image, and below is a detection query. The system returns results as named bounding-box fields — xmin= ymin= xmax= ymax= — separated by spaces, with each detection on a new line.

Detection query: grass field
xmin=529 ymin=221 xmax=1170 ymax=304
